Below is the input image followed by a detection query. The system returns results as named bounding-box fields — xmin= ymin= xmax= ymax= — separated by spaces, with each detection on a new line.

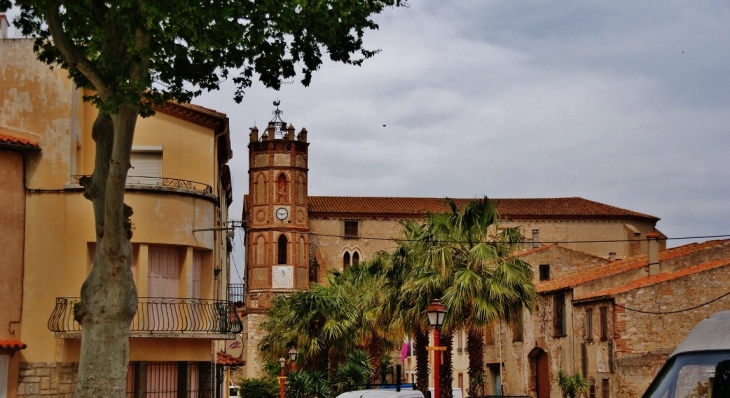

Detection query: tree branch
xmin=43 ymin=6 xmax=112 ymax=101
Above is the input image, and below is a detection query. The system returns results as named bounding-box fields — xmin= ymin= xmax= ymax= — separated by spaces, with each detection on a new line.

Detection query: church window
xmin=256 ymin=174 xmax=266 ymax=203
xmin=344 ymin=221 xmax=358 ymax=238
xmin=297 ymin=175 xmax=305 ymax=204
xmin=277 ymin=174 xmax=287 ymax=202
xmin=256 ymin=236 xmax=266 ymax=265
xmin=277 ymin=235 xmax=287 ymax=264
xmin=343 ymin=252 xmax=351 ymax=269
xmin=352 ymin=252 xmax=359 ymax=266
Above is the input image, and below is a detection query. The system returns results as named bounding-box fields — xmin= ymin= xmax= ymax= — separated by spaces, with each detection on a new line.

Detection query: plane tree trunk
xmin=73 ymin=106 xmax=140 ymax=397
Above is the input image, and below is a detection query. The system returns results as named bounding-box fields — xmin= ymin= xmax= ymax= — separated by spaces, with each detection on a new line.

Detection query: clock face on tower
xmin=275 ymin=207 xmax=289 ymax=220
xmin=272 ymin=265 xmax=293 ymax=288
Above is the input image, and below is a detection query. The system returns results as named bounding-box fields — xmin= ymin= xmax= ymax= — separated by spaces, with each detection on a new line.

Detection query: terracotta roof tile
xmin=537 ymin=239 xmax=730 ymax=293
xmin=576 ymin=258 xmax=730 ymax=301
xmin=307 ymin=196 xmax=659 ymax=221
xmin=216 ymin=351 xmax=244 ymax=367
xmin=0 ymin=133 xmax=40 ymax=150
xmin=515 ymin=244 xmax=558 ymax=257
xmin=0 ymin=339 xmax=27 ymax=350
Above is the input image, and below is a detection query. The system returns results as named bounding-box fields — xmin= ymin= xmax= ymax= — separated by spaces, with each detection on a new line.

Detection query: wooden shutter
xmin=148 ymin=246 xmax=180 ymax=298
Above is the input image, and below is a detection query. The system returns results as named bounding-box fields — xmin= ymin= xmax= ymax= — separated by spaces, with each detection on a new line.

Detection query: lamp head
xmin=427 ymin=298 xmax=447 ymax=328
xmin=288 ymin=346 xmax=298 ymax=362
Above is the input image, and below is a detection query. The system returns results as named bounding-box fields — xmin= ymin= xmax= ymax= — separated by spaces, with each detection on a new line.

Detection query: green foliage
xmin=238 ymin=377 xmax=279 ymax=398
xmin=3 ymin=0 xmax=406 ymax=114
xmin=333 ymin=349 xmax=374 ymax=394
xmin=286 ymin=370 xmax=331 ymax=398
xmin=556 ymin=370 xmax=589 ymax=398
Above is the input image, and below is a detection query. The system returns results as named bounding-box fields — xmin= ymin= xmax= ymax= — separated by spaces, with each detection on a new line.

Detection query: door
xmin=536 ymin=350 xmax=550 ymax=398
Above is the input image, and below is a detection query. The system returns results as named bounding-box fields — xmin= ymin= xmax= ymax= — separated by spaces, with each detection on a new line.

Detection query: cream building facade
xmin=1 ymin=38 xmax=240 ymax=397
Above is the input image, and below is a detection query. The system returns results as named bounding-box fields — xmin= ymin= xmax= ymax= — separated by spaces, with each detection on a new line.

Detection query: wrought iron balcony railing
xmin=49 ymin=297 xmax=242 ymax=337
xmin=71 ymin=175 xmax=213 ymax=196
xmin=228 ymin=283 xmax=245 ymax=307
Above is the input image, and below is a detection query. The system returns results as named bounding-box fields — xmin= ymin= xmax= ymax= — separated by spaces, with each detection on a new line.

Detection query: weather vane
xmin=270 ymin=99 xmax=286 ymax=139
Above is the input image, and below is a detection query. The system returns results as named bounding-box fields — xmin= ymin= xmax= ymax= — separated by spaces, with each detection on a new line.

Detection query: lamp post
xmin=288 ymin=346 xmax=298 ymax=373
xmin=278 ymin=357 xmax=286 ymax=398
xmin=427 ymin=299 xmax=447 ymax=398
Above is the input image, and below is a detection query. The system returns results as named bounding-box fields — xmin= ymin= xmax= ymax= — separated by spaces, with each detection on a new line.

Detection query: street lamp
xmin=288 ymin=347 xmax=298 ymax=372
xmin=427 ymin=299 xmax=447 ymax=398
xmin=278 ymin=357 xmax=286 ymax=398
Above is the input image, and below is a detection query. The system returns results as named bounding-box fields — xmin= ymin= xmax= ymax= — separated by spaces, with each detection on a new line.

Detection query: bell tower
xmin=242 ymin=102 xmax=310 ymax=376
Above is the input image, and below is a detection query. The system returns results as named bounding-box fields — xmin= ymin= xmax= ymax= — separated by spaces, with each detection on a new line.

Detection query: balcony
xmin=70 ymin=175 xmax=216 ymax=203
xmin=228 ymin=283 xmax=245 ymax=307
xmin=49 ymin=297 xmax=242 ymax=339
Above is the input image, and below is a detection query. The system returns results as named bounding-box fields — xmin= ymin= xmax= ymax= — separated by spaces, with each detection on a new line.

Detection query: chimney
xmin=647 ymin=232 xmax=660 ymax=275
xmin=249 ymin=126 xmax=259 ymax=142
xmin=532 ymin=229 xmax=540 ymax=248
xmin=608 ymin=252 xmax=616 ymax=261
xmin=0 ymin=14 xmax=9 ymax=39
xmin=286 ymin=124 xmax=295 ymax=140
xmin=267 ymin=122 xmax=276 ymax=141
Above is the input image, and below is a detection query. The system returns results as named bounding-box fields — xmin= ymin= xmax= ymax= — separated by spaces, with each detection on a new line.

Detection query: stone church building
xmin=240 ymin=106 xmax=670 ymax=390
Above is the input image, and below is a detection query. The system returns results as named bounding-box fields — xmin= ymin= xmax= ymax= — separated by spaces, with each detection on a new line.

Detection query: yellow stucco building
xmin=1 ymin=37 xmax=240 ymax=397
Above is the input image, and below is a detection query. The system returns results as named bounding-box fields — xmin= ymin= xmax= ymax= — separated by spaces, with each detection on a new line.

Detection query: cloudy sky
xmin=8 ymin=2 xmax=730 ymax=276
xmin=202 ymin=0 xmax=730 ymax=270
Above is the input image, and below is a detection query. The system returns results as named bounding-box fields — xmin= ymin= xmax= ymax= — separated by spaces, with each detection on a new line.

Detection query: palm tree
xmin=556 ymin=370 xmax=589 ymax=398
xmin=373 ymin=219 xmax=434 ymax=396
xmin=258 ymin=282 xmax=357 ymax=372
xmin=414 ymin=198 xmax=538 ymax=397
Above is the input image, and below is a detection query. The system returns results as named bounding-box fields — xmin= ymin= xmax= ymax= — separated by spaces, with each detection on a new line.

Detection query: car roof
xmin=672 ymin=310 xmax=730 ymax=356
xmin=336 ymin=389 xmax=425 ymax=398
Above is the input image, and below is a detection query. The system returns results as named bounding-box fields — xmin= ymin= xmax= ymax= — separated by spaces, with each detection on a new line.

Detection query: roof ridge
xmin=577 ymin=257 xmax=730 ymax=301
xmin=538 ymin=239 xmax=730 ymax=292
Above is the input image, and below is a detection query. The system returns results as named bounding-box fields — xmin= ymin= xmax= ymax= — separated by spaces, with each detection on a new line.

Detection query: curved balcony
xmin=49 ymin=297 xmax=242 ymax=339
xmin=71 ymin=175 xmax=216 ymax=203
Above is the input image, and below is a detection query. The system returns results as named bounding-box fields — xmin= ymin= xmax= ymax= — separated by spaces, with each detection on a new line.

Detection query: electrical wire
xmin=225 ymin=220 xmax=730 ymax=245
xmin=615 ymin=291 xmax=730 ymax=314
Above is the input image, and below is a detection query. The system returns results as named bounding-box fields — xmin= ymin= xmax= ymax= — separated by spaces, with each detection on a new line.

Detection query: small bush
xmin=239 ymin=377 xmax=279 ymax=398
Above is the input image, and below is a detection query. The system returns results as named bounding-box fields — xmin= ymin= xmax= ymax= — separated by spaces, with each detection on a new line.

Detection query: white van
xmin=335 ymin=389 xmax=425 ymax=398
xmin=642 ymin=310 xmax=730 ymax=397
xmin=428 ymin=387 xmax=463 ymax=398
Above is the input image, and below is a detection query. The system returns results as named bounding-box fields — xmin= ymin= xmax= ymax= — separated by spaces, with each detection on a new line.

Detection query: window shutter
xmin=130 ymin=152 xmax=162 ymax=184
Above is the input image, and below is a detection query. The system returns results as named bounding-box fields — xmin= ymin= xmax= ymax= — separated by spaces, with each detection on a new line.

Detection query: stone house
xmin=484 ymin=237 xmax=730 ymax=397
xmin=1 ymin=37 xmax=239 ymax=397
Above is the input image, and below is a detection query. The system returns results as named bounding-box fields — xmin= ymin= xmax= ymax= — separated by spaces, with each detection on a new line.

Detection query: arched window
xmin=278 ymin=234 xmax=288 ymax=264
xmin=277 ymin=174 xmax=287 ymax=202
xmin=352 ymin=252 xmax=360 ymax=266
xmin=343 ymin=252 xmax=351 ymax=269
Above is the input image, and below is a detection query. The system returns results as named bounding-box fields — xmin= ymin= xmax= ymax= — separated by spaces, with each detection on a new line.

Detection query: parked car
xmin=336 ymin=389 xmax=425 ymax=398
xmin=642 ymin=310 xmax=730 ymax=398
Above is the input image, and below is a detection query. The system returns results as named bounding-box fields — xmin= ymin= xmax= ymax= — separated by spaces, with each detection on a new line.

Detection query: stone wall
xmin=613 ymin=264 xmax=730 ymax=397
xmin=17 ymin=362 xmax=78 ymax=397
